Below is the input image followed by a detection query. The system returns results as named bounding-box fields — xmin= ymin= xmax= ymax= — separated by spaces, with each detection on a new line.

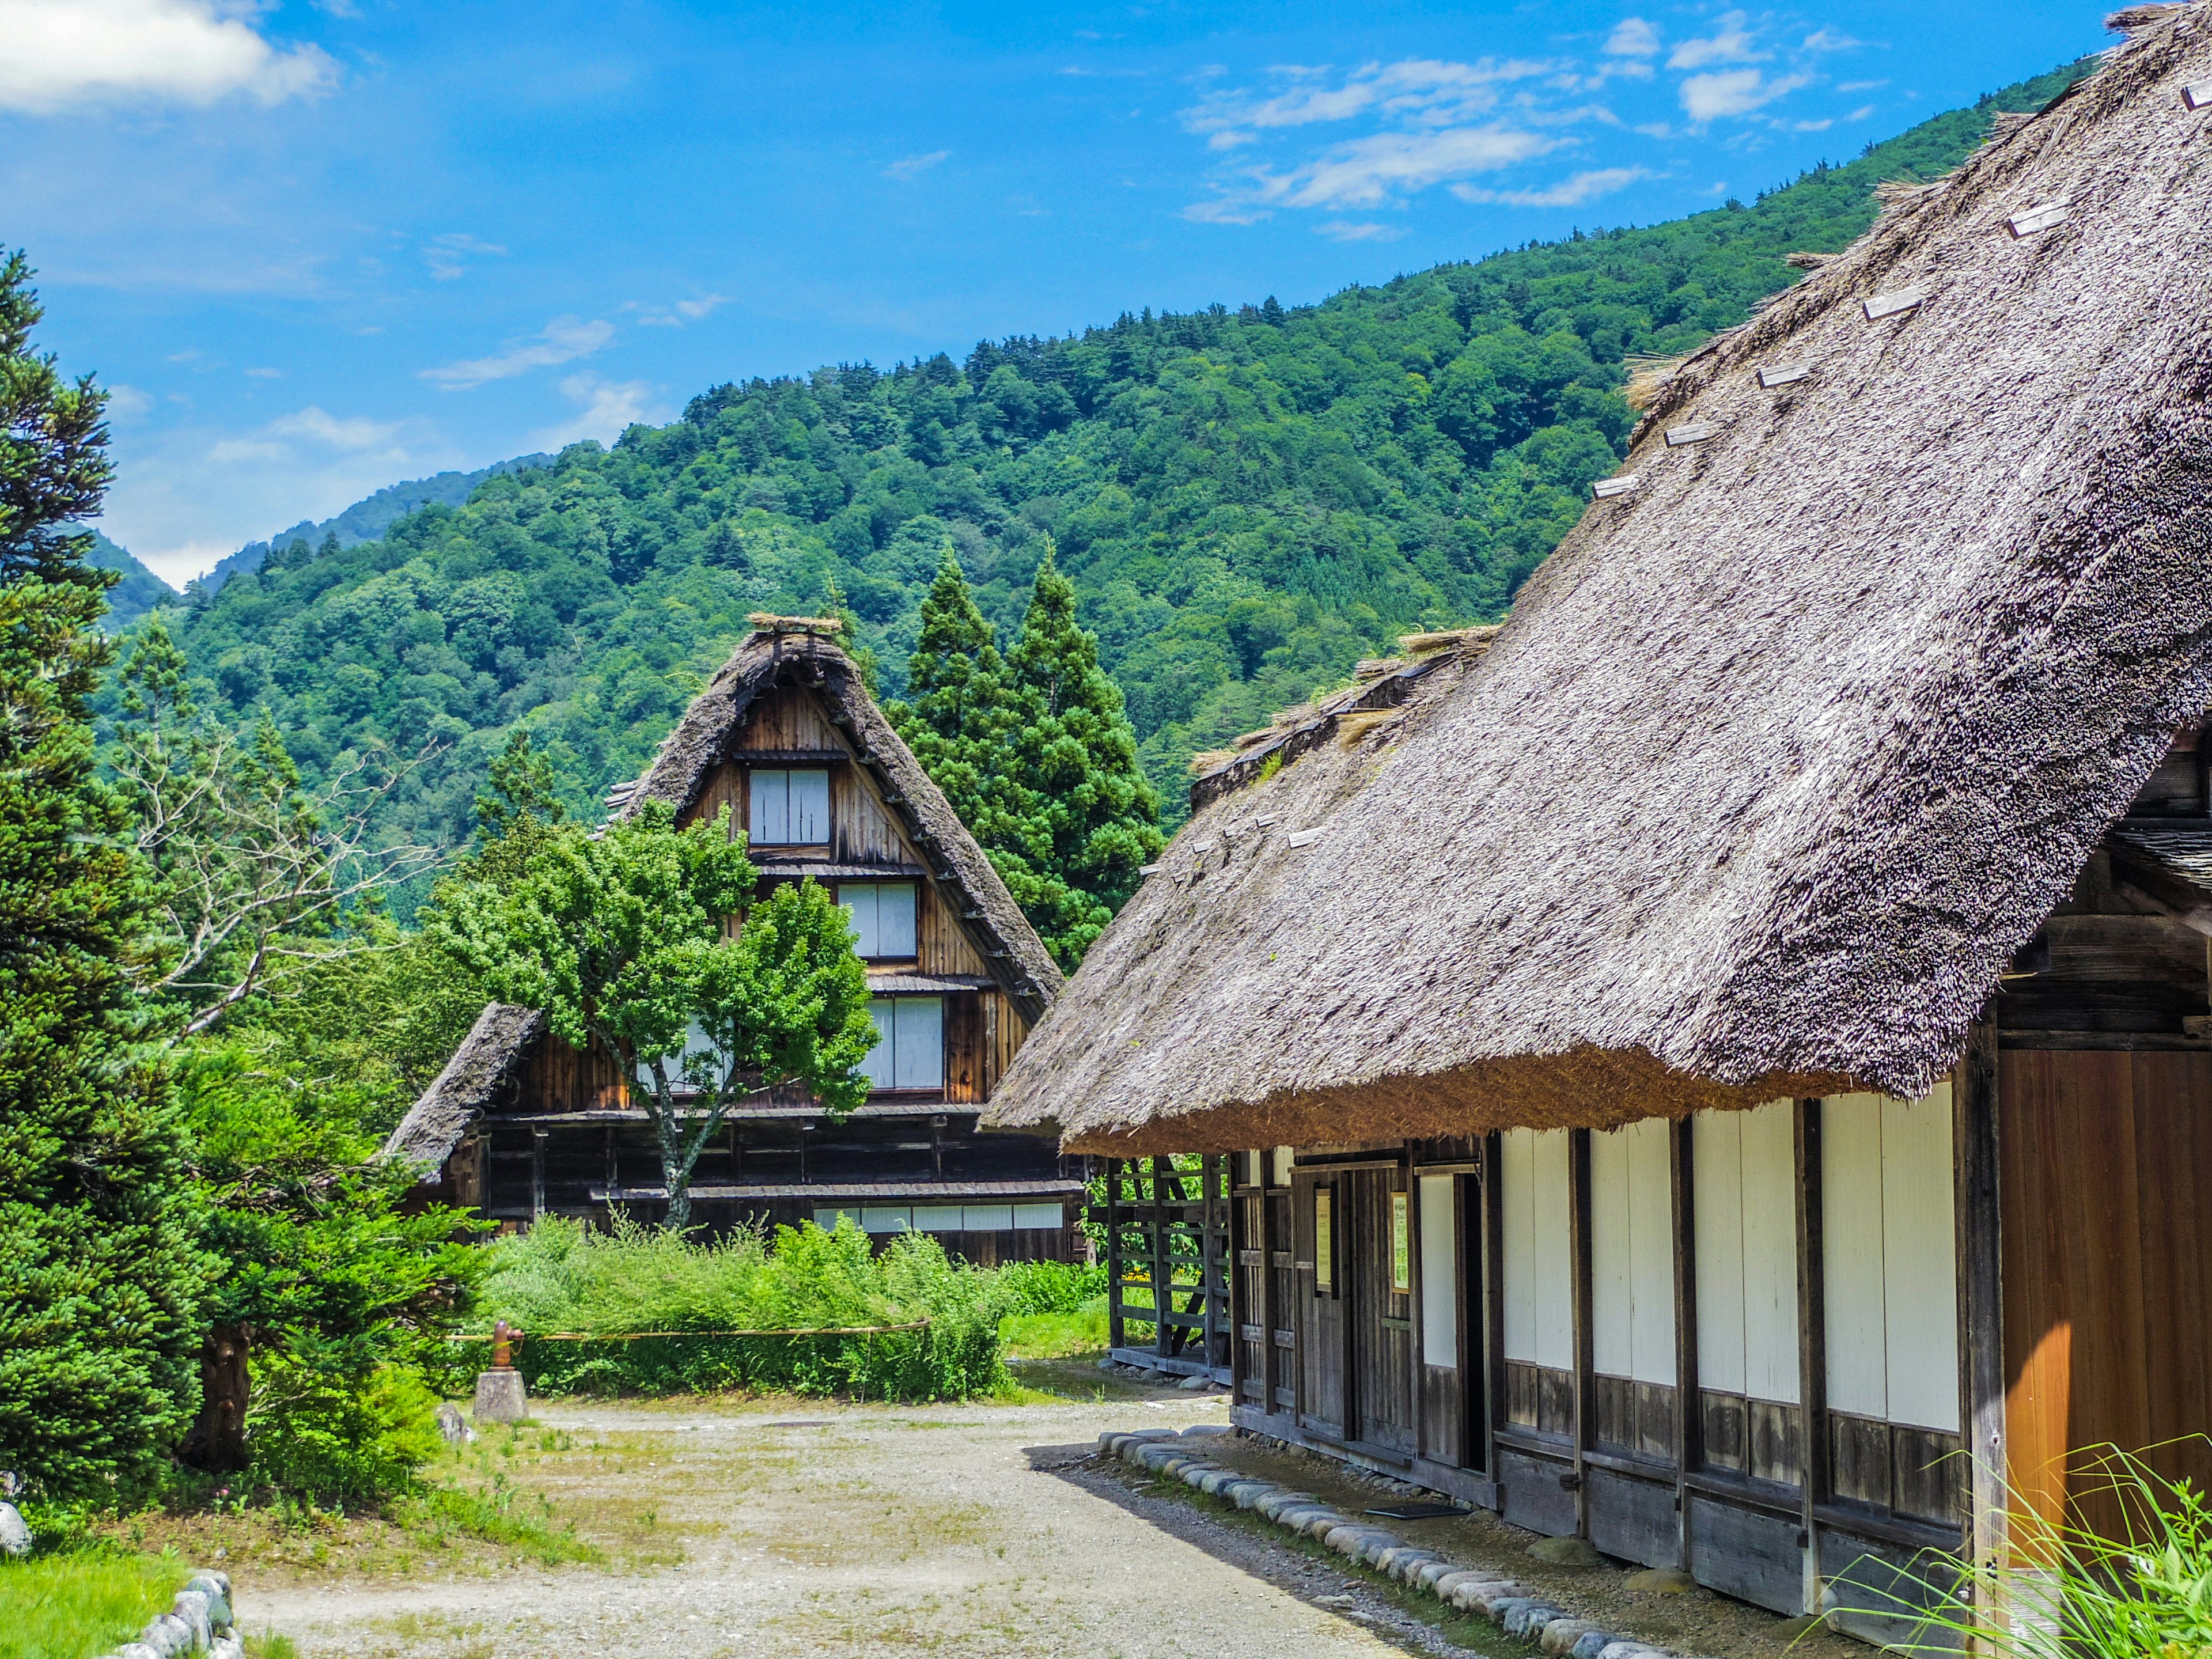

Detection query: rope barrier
xmin=445 ymin=1319 xmax=930 ymax=1343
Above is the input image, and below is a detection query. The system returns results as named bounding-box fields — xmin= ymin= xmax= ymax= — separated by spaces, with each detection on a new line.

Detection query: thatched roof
xmin=382 ymin=1002 xmax=543 ymax=1169
xmin=986 ymin=16 xmax=2212 ymax=1154
xmin=613 ymin=624 xmax=1063 ymax=1022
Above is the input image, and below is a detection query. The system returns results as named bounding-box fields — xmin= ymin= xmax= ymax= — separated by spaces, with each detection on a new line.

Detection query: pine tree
xmin=0 ymin=252 xmax=209 ymax=1499
xmin=888 ymin=541 xmax=1161 ymax=969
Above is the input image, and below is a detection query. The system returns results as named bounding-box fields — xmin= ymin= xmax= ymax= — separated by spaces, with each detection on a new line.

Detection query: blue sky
xmin=2 ymin=0 xmax=2111 ymax=583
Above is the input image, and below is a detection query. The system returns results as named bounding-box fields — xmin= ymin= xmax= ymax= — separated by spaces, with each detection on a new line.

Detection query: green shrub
xmin=474 ymin=1216 xmax=1013 ymax=1401
xmin=0 ymin=1552 xmax=188 ymax=1659
xmin=991 ymin=1259 xmax=1107 ymax=1317
xmin=242 ymin=1361 xmax=442 ymax=1509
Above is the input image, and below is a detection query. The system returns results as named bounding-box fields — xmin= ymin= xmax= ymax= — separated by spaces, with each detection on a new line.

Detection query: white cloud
xmin=0 ymin=0 xmax=335 ymax=113
xmin=1802 ymin=28 xmax=1862 ymax=52
xmin=529 ymin=374 xmax=663 ymax=451
xmin=626 ymin=293 xmax=731 ymax=327
xmin=424 ymin=232 xmax=509 ymax=282
xmin=1838 ymin=79 xmax=1889 ymax=92
xmin=1181 ymin=198 xmax=1271 ymax=225
xmin=1668 ymin=12 xmax=1768 ymax=70
xmin=1316 ymin=221 xmax=1405 ymax=241
xmin=1453 ymin=165 xmax=1651 ymax=207
xmin=1844 ymin=103 xmax=1877 ymax=120
xmin=244 ymin=366 xmax=282 ymax=379
xmin=1255 ymin=123 xmax=1559 ymax=209
xmin=105 ymin=384 xmax=156 ymax=421
xmin=1185 ymin=56 xmax=1556 ymax=146
xmin=421 ymin=317 xmax=614 ymax=391
xmin=883 ymin=150 xmax=950 ymax=181
xmin=1793 ymin=117 xmax=1833 ymax=131
xmin=1680 ymin=69 xmax=1808 ymax=120
xmin=1605 ymin=18 xmax=1661 ymax=57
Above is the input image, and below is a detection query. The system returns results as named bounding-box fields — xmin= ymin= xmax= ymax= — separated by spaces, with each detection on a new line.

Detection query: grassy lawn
xmin=0 ymin=1553 xmax=192 ymax=1659
xmin=998 ymin=1296 xmax=1108 ymax=1361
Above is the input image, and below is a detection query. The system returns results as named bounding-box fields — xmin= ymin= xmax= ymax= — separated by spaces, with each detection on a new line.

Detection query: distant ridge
xmin=194 ymin=452 xmax=556 ymax=596
xmin=88 ymin=530 xmax=176 ymax=632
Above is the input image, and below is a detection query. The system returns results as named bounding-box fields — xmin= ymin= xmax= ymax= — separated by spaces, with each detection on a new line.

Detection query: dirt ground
xmin=232 ymin=1369 xmax=1844 ymax=1659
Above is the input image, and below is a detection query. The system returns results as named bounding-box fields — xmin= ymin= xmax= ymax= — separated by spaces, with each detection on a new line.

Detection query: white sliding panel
xmin=1501 ymin=1128 xmax=1573 ymax=1368
xmin=1418 ymin=1174 xmax=1458 ymax=1370
xmin=1823 ymin=1088 xmax=1959 ymax=1431
xmin=1590 ymin=1118 xmax=1676 ymax=1383
xmin=1693 ymin=1101 xmax=1800 ymax=1404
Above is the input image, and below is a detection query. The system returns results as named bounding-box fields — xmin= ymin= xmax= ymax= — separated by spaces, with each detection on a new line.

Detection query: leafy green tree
xmin=0 ymin=252 xmax=209 ymax=1502
xmin=427 ymin=802 xmax=877 ymax=1232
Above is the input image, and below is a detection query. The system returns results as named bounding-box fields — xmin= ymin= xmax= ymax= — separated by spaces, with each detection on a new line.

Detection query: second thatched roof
xmin=986 ymin=11 xmax=2212 ymax=1154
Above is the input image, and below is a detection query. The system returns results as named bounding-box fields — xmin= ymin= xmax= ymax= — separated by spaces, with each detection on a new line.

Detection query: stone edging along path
xmin=99 ymin=1567 xmax=243 ymax=1659
xmin=1103 ymin=1427 xmax=1705 ymax=1659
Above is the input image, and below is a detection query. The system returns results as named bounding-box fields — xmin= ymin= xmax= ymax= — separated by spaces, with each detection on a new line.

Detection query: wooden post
xmin=1150 ymin=1155 xmax=1172 ymax=1361
xmin=1956 ymin=1022 xmax=2006 ymax=1616
xmin=1483 ymin=1131 xmax=1507 ymax=1483
xmin=1201 ymin=1154 xmax=1221 ymax=1375
xmin=1672 ymin=1118 xmax=1700 ymax=1570
xmin=1107 ymin=1158 xmax=1126 ymax=1353
xmin=1570 ymin=1128 xmax=1595 ymax=1538
xmin=531 ymin=1128 xmax=548 ymax=1221
xmin=1795 ymin=1099 xmax=1829 ymax=1616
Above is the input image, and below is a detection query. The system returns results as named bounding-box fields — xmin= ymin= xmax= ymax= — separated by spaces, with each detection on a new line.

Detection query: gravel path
xmin=235 ymin=1394 xmax=1490 ymax=1658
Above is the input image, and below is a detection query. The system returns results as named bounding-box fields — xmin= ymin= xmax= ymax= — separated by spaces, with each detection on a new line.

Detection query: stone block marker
xmin=1099 ymin=1425 xmax=1721 ymax=1659
xmin=474 ymin=1318 xmax=529 ymax=1424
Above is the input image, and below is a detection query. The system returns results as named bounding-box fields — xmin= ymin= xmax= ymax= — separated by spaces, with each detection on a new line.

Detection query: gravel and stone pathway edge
xmin=1102 ymin=1427 xmax=1709 ymax=1659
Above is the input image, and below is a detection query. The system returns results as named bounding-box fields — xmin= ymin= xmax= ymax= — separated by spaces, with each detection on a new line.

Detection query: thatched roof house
xmin=987 ymin=11 xmax=2212 ymax=1155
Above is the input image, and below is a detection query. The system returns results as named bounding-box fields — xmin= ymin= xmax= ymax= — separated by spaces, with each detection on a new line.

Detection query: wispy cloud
xmin=424 ymin=232 xmax=509 ymax=282
xmin=1802 ymin=28 xmax=1862 ymax=52
xmin=421 ymin=317 xmax=615 ymax=391
xmin=530 ymin=374 xmax=664 ymax=450
xmin=1255 ymin=123 xmax=1560 ymax=209
xmin=0 ymin=0 xmax=335 ymax=113
xmin=1316 ymin=221 xmax=1405 ymax=241
xmin=884 ymin=150 xmax=950 ymax=181
xmin=1604 ymin=19 xmax=1661 ymax=58
xmin=624 ymin=294 xmax=731 ymax=328
xmin=209 ymin=406 xmax=407 ymax=464
xmin=1452 ymin=165 xmax=1650 ymax=208
xmin=1680 ymin=68 xmax=1808 ymax=121
xmin=1185 ymin=56 xmax=1556 ymax=149
xmin=1668 ymin=12 xmax=1768 ymax=70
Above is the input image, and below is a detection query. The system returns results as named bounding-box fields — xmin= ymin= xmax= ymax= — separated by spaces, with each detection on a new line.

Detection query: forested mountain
xmin=148 ymin=56 xmax=2093 ymax=865
xmin=87 ymin=530 xmax=175 ymax=630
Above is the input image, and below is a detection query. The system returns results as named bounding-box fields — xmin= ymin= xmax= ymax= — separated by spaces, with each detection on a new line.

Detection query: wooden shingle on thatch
xmin=987 ymin=10 xmax=2212 ymax=1154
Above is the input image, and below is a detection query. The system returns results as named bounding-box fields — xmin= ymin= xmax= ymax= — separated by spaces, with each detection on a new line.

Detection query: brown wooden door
xmin=1351 ymin=1169 xmax=1418 ymax=1454
xmin=1298 ymin=1172 xmax=1346 ymax=1437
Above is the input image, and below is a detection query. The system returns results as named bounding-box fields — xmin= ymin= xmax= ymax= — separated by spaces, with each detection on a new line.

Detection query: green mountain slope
xmin=88 ymin=530 xmax=177 ymax=631
xmin=154 ymin=56 xmax=2095 ymax=862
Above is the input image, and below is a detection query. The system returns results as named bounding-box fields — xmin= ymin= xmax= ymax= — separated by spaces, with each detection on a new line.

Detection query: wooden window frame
xmin=834 ymin=879 xmax=921 ymax=964
xmin=744 ymin=764 xmax=834 ymax=848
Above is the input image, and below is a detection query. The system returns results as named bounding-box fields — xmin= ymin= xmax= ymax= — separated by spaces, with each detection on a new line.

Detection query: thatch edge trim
xmin=620 ymin=630 xmax=1065 ymax=1023
xmin=380 ymin=1002 xmax=543 ymax=1172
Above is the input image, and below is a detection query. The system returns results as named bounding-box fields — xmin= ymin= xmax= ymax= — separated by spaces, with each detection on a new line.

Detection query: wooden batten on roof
xmin=987 ymin=9 xmax=2212 ymax=1156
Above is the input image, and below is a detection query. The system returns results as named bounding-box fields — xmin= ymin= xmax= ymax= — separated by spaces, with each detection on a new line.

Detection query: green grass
xmin=0 ymin=1554 xmax=191 ymax=1659
xmin=999 ymin=1297 xmax=1108 ymax=1361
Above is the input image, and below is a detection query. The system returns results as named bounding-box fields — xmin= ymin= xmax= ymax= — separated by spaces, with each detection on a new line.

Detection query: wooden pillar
xmin=1956 ymin=1022 xmax=2006 ymax=1605
xmin=1107 ymin=1158 xmax=1126 ymax=1353
xmin=1482 ymin=1131 xmax=1506 ymax=1482
xmin=1150 ymin=1155 xmax=1172 ymax=1360
xmin=531 ymin=1128 xmax=548 ymax=1221
xmin=1201 ymin=1154 xmax=1221 ymax=1374
xmin=1794 ymin=1099 xmax=1829 ymax=1616
xmin=1671 ymin=1117 xmax=1699 ymax=1570
xmin=1570 ymin=1128 xmax=1595 ymax=1538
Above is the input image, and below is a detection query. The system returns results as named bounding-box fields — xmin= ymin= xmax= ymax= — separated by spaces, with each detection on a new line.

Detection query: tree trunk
xmin=181 ymin=1324 xmax=251 ymax=1472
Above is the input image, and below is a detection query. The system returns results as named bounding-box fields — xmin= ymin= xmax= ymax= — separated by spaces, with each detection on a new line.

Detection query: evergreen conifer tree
xmin=0 ymin=252 xmax=208 ymax=1499
xmin=889 ymin=541 xmax=1161 ymax=968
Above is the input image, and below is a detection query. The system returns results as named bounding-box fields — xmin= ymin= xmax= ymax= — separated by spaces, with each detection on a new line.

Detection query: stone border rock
xmin=1100 ymin=1426 xmax=1704 ymax=1659
xmin=97 ymin=1567 xmax=242 ymax=1659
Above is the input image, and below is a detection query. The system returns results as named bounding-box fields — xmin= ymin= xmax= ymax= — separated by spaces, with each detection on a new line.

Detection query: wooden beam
xmin=1956 ymin=1022 xmax=2006 ymax=1621
xmin=1794 ymin=1099 xmax=1830 ymax=1616
xmin=1571 ymin=1128 xmax=1595 ymax=1538
xmin=1483 ymin=1132 xmax=1507 ymax=1483
xmin=1672 ymin=1118 xmax=1700 ymax=1570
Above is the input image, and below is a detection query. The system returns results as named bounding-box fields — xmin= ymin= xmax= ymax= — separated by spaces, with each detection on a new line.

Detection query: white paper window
xmin=963 ymin=1204 xmax=1014 ymax=1231
xmin=1418 ymin=1173 xmax=1459 ymax=1370
xmin=1693 ymin=1101 xmax=1800 ymax=1404
xmin=861 ymin=995 xmax=943 ymax=1090
xmin=748 ymin=767 xmax=830 ymax=845
xmin=912 ymin=1205 xmax=965 ymax=1233
xmin=1591 ymin=1117 xmax=1677 ymax=1385
xmin=1501 ymin=1128 xmax=1574 ymax=1368
xmin=861 ymin=1206 xmax=912 ymax=1233
xmin=1014 ymin=1202 xmax=1063 ymax=1229
xmin=1823 ymin=1086 xmax=1959 ymax=1432
xmin=840 ymin=882 xmax=918 ymax=958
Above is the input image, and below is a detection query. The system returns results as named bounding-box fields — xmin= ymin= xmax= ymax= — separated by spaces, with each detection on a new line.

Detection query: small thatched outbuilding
xmin=987 ymin=11 xmax=2212 ymax=1639
xmin=385 ymin=620 xmax=1083 ymax=1262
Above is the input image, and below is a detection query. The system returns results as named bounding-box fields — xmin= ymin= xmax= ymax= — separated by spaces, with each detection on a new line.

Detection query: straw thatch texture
xmin=618 ymin=628 xmax=1063 ymax=1022
xmin=382 ymin=1002 xmax=543 ymax=1169
xmin=987 ymin=13 xmax=2212 ymax=1154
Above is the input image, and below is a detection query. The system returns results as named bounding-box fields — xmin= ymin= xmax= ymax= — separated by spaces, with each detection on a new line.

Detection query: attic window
xmin=748 ymin=768 xmax=830 ymax=845
xmin=861 ymin=995 xmax=943 ymax=1091
xmin=840 ymin=882 xmax=918 ymax=959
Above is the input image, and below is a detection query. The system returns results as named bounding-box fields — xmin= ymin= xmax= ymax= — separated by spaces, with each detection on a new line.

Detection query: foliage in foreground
xmin=0 ymin=1552 xmax=188 ymax=1659
xmin=475 ymin=1217 xmax=1099 ymax=1401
